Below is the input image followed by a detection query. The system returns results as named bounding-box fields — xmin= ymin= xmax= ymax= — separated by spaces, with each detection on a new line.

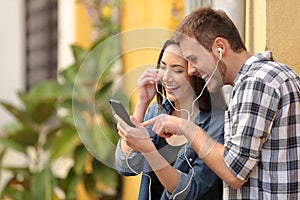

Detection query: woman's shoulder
xmin=144 ymin=101 xmax=162 ymax=120
xmin=146 ymin=101 xmax=160 ymax=114
xmin=146 ymin=99 xmax=170 ymax=115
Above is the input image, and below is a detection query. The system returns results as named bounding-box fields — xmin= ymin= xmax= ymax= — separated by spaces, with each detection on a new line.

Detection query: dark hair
xmin=174 ymin=7 xmax=246 ymax=53
xmin=156 ymin=39 xmax=211 ymax=112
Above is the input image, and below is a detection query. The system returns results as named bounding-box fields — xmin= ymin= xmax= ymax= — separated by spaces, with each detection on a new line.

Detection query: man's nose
xmin=188 ymin=63 xmax=198 ymax=76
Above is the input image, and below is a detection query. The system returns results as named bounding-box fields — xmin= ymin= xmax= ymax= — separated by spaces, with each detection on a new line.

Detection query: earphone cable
xmin=126 ymin=149 xmax=152 ymax=200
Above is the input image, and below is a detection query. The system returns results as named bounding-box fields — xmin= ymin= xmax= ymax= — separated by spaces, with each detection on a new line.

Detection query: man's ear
xmin=213 ymin=37 xmax=226 ymax=58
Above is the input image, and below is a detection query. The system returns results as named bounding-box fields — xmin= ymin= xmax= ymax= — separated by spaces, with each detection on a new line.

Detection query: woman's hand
xmin=115 ymin=114 xmax=155 ymax=154
xmin=137 ymin=68 xmax=159 ymax=105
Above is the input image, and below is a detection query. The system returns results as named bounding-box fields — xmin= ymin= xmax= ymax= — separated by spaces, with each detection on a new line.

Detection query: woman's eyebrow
xmin=160 ymin=60 xmax=184 ymax=68
xmin=160 ymin=60 xmax=167 ymax=65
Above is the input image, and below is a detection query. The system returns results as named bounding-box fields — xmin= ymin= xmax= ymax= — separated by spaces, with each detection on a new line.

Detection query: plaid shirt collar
xmin=233 ymin=51 xmax=274 ymax=85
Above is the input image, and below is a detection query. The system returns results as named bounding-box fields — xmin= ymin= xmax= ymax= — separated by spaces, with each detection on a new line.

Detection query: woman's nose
xmin=162 ymin=69 xmax=172 ymax=82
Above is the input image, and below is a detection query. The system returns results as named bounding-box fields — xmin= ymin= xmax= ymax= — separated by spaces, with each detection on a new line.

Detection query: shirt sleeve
xmin=162 ymin=142 xmax=222 ymax=199
xmin=224 ymin=78 xmax=279 ymax=181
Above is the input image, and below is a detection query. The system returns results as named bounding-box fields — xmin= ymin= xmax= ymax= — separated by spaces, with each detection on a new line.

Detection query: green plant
xmin=0 ymin=37 xmax=127 ymax=199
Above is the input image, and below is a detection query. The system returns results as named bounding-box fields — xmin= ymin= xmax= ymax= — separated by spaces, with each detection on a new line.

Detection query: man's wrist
xmin=140 ymin=141 xmax=156 ymax=155
xmin=198 ymin=132 xmax=217 ymax=159
xmin=181 ymin=120 xmax=198 ymax=142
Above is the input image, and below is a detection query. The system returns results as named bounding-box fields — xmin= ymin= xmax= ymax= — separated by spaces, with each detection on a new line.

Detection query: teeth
xmin=165 ymin=85 xmax=177 ymax=90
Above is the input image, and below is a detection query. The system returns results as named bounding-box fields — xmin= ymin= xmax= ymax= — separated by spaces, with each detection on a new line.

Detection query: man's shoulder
xmin=244 ymin=59 xmax=297 ymax=88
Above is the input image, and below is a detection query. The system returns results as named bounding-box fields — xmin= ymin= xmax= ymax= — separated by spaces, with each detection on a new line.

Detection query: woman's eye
xmin=174 ymin=70 xmax=183 ymax=73
xmin=160 ymin=65 xmax=167 ymax=70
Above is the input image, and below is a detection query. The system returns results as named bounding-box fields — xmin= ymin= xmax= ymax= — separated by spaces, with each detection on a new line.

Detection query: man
xmin=144 ymin=7 xmax=300 ymax=199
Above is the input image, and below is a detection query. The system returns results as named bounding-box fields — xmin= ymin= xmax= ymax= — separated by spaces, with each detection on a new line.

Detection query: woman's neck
xmin=166 ymin=100 xmax=200 ymax=146
xmin=173 ymin=100 xmax=200 ymax=120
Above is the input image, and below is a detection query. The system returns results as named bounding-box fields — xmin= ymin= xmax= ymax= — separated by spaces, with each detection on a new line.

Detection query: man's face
xmin=180 ymin=36 xmax=224 ymax=93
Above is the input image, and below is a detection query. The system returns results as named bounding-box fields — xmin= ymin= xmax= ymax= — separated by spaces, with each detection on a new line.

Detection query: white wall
xmin=0 ymin=0 xmax=76 ymax=193
xmin=213 ymin=0 xmax=246 ymax=42
xmin=0 ymin=0 xmax=76 ymax=131
xmin=58 ymin=0 xmax=75 ymax=71
xmin=0 ymin=0 xmax=25 ymax=129
xmin=0 ymin=0 xmax=26 ymax=193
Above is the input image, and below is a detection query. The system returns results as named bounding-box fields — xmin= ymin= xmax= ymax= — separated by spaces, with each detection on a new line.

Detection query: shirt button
xmin=189 ymin=158 xmax=193 ymax=162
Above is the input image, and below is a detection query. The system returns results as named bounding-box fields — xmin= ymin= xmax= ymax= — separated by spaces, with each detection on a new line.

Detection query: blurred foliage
xmin=0 ymin=39 xmax=127 ymax=199
xmin=78 ymin=0 xmax=121 ymax=42
xmin=0 ymin=1 xmax=128 ymax=199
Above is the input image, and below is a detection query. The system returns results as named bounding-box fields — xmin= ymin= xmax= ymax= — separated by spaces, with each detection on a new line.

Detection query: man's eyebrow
xmin=186 ymin=55 xmax=196 ymax=61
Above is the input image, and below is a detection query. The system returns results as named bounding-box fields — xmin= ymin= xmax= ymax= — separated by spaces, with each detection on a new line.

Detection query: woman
xmin=114 ymin=39 xmax=225 ymax=199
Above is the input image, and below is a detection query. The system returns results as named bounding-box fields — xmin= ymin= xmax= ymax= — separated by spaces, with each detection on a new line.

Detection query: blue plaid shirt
xmin=224 ymin=51 xmax=300 ymax=199
xmin=116 ymin=99 xmax=225 ymax=199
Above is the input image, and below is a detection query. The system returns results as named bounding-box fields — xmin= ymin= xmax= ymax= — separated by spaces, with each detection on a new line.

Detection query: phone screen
xmin=109 ymin=99 xmax=135 ymax=127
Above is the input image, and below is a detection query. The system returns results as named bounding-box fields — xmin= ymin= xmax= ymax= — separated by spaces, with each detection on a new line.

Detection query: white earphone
xmin=217 ymin=47 xmax=222 ymax=59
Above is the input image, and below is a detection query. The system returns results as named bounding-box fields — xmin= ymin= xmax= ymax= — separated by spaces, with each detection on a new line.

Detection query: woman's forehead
xmin=164 ymin=44 xmax=184 ymax=58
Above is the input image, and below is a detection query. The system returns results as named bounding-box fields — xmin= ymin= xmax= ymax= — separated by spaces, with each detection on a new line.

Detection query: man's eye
xmin=188 ymin=57 xmax=197 ymax=64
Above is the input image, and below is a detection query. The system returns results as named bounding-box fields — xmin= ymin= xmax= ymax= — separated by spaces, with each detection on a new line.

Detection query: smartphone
xmin=109 ymin=99 xmax=135 ymax=127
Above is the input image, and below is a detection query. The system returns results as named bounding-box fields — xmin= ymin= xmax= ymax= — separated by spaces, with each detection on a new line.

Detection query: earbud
xmin=217 ymin=47 xmax=222 ymax=59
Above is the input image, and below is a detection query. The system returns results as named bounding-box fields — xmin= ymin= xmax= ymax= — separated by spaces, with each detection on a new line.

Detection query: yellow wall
xmin=246 ymin=0 xmax=300 ymax=75
xmin=121 ymin=0 xmax=185 ymax=102
xmin=75 ymin=3 xmax=93 ymax=49
xmin=245 ymin=0 xmax=266 ymax=54
xmin=266 ymin=0 xmax=300 ymax=75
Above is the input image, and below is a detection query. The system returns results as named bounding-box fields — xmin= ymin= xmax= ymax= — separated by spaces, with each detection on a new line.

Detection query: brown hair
xmin=174 ymin=7 xmax=246 ymax=53
xmin=156 ymin=39 xmax=211 ymax=112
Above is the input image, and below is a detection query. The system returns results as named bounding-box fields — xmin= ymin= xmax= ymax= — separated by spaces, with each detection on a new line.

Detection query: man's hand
xmin=142 ymin=114 xmax=190 ymax=137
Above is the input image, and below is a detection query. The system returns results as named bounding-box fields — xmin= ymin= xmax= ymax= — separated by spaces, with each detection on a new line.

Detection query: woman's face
xmin=158 ymin=44 xmax=196 ymax=105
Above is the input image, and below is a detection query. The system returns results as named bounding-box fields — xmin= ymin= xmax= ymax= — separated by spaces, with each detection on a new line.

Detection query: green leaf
xmin=3 ymin=122 xmax=39 ymax=146
xmin=83 ymin=174 xmax=97 ymax=198
xmin=43 ymin=125 xmax=63 ymax=150
xmin=92 ymin=159 xmax=120 ymax=188
xmin=58 ymin=115 xmax=75 ymax=127
xmin=59 ymin=64 xmax=77 ymax=83
xmin=0 ymin=101 xmax=31 ymax=124
xmin=57 ymin=170 xmax=81 ymax=200
xmin=73 ymin=145 xmax=89 ymax=176
xmin=1 ymin=186 xmax=31 ymax=200
xmin=28 ymin=80 xmax=61 ymax=101
xmin=31 ymin=167 xmax=54 ymax=200
xmin=0 ymin=138 xmax=27 ymax=153
xmin=0 ymin=145 xmax=5 ymax=161
xmin=71 ymin=44 xmax=88 ymax=66
xmin=27 ymin=100 xmax=56 ymax=124
xmin=95 ymin=80 xmax=113 ymax=100
xmin=49 ymin=128 xmax=81 ymax=161
xmin=17 ymin=91 xmax=28 ymax=106
xmin=2 ymin=122 xmax=23 ymax=135
xmin=20 ymin=81 xmax=62 ymax=124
